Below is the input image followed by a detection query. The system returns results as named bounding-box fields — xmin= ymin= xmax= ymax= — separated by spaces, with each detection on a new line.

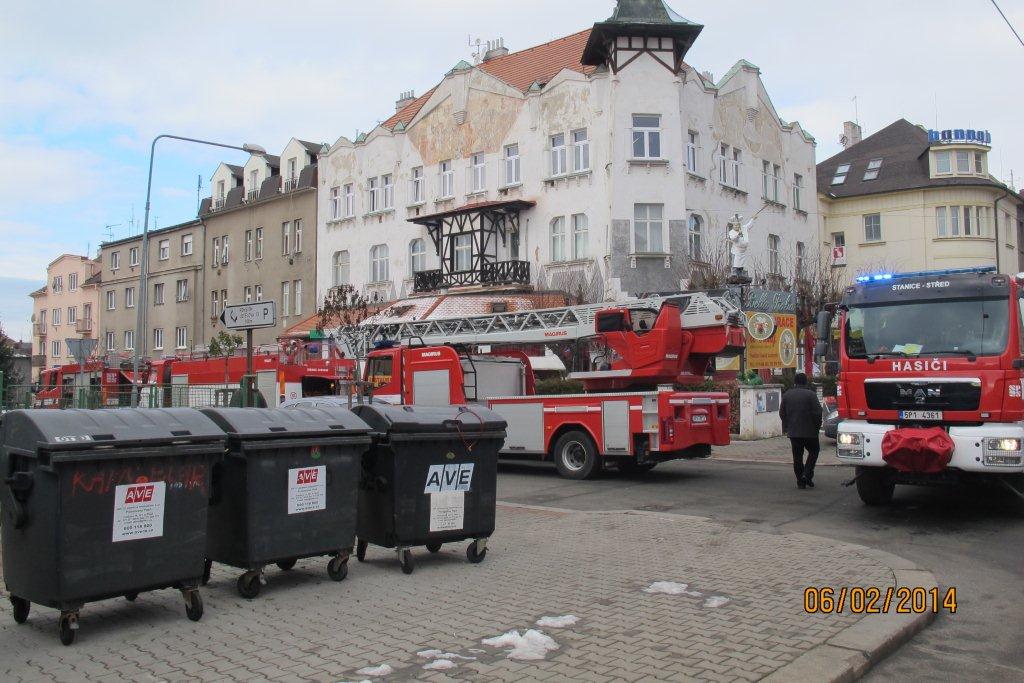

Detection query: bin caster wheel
xmin=58 ymin=613 xmax=77 ymax=646
xmin=400 ymin=549 xmax=415 ymax=575
xmin=237 ymin=572 xmax=261 ymax=599
xmin=201 ymin=559 xmax=213 ymax=586
xmin=10 ymin=596 xmax=30 ymax=624
xmin=356 ymin=539 xmax=368 ymax=562
xmin=327 ymin=556 xmax=349 ymax=582
xmin=276 ymin=559 xmax=297 ymax=572
xmin=184 ymin=591 xmax=204 ymax=622
xmin=467 ymin=541 xmax=487 ymax=564
xmin=124 ymin=592 xmax=139 ymax=602
xmin=426 ymin=542 xmax=442 ymax=553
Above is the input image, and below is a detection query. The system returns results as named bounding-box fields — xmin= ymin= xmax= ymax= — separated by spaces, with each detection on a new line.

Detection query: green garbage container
xmin=0 ymin=408 xmax=224 ymax=645
xmin=199 ymin=407 xmax=371 ymax=599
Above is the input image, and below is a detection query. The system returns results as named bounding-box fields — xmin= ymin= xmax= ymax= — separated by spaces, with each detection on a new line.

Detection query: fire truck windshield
xmin=845 ymin=297 xmax=1009 ymax=359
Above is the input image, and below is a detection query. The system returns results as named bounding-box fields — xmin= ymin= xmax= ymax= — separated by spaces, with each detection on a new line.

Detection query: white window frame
xmin=175 ymin=326 xmax=187 ymax=350
xmin=632 ymin=203 xmax=665 ymax=254
xmin=176 ymin=279 xmax=189 ymax=302
xmin=550 ymin=134 xmax=567 ymax=177
xmin=409 ymin=239 xmax=426 ymax=274
xmin=831 ymin=163 xmax=851 ymax=185
xmin=106 ymin=290 xmax=115 ymax=311
xmin=111 ymin=251 xmax=120 ymax=271
xmin=282 ymin=221 xmax=292 ymax=256
xmin=936 ymin=206 xmax=948 ymax=237
xmin=687 ymin=213 xmax=703 ymax=260
xmin=453 ymin=233 xmax=473 ymax=272
xmin=956 ymin=150 xmax=971 ymax=174
xmin=293 ymin=280 xmax=302 ymax=316
xmin=125 ymin=287 xmax=135 ymax=309
xmin=411 ymin=167 xmax=424 ymax=204
xmin=686 ymin=131 xmax=699 ymax=174
xmin=245 ymin=230 xmax=253 ymax=261
xmin=382 ymin=174 xmax=394 ymax=209
xmin=124 ymin=330 xmax=135 ymax=352
xmin=221 ymin=235 xmax=229 ymax=264
xmin=550 ymin=216 xmax=567 ymax=262
xmin=796 ymin=241 xmax=806 ymax=279
xmin=281 ymin=281 xmax=291 ymax=317
xmin=294 ymin=219 xmax=303 ymax=254
xmin=631 ymin=114 xmax=662 ymax=159
xmin=571 ymin=213 xmax=588 ymax=260
xmin=52 ymin=307 xmax=60 ymax=326
xmin=255 ymin=285 xmax=263 ymax=302
xmin=105 ymin=332 xmax=115 ymax=352
xmin=129 ymin=247 xmax=139 ymax=267
xmin=963 ymin=206 xmax=973 ymax=236
xmin=67 ymin=306 xmax=77 ymax=325
xmin=343 ymin=183 xmax=355 ymax=217
xmin=330 ymin=186 xmax=342 ymax=218
xmin=864 ymin=213 xmax=882 ymax=242
xmin=794 ymin=174 xmax=804 ymax=211
xmin=153 ymin=327 xmax=164 ymax=351
xmin=212 ymin=237 xmax=221 ymax=267
xmin=368 ymin=177 xmax=380 ymax=212
xmin=935 ymin=151 xmax=952 ymax=175
xmin=69 ymin=272 xmax=78 ymax=291
xmin=333 ymin=250 xmax=350 ymax=287
xmin=572 ymin=129 xmax=590 ymax=172
xmin=731 ymin=148 xmax=742 ymax=188
xmin=52 ymin=340 xmax=61 ymax=357
xmin=153 ymin=282 xmax=165 ymax=306
xmin=439 ymin=161 xmax=454 ymax=199
xmin=211 ymin=290 xmax=219 ymax=318
xmin=181 ymin=233 xmax=193 ymax=256
xmin=768 ymin=234 xmax=781 ymax=275
xmin=244 ymin=286 xmax=253 ymax=303
xmin=255 ymin=227 xmax=263 ymax=259
xmin=370 ymin=244 xmax=390 ymax=282
xmin=158 ymin=239 xmax=169 ymax=261
xmin=950 ymin=205 xmax=961 ymax=235
xmin=863 ymin=158 xmax=883 ymax=181
xmin=470 ymin=153 xmax=485 ymax=193
xmin=504 ymin=144 xmax=521 ymax=186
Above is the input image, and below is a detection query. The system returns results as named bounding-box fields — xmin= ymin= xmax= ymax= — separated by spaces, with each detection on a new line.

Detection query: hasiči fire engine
xmin=817 ymin=266 xmax=1024 ymax=504
xmin=352 ymin=293 xmax=745 ymax=479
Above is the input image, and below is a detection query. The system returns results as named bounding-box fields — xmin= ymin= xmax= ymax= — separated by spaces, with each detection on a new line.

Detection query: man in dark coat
xmin=779 ymin=373 xmax=823 ymax=489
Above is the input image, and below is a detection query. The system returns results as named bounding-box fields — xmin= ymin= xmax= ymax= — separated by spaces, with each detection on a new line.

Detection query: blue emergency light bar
xmin=855 ymin=266 xmax=997 ymax=284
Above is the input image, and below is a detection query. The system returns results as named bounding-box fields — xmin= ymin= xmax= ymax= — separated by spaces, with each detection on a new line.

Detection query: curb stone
xmin=498 ymin=501 xmax=937 ymax=683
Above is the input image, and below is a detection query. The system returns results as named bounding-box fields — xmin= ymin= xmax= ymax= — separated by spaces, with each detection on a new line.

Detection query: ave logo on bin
xmin=124 ymin=484 xmax=156 ymax=504
xmin=295 ymin=468 xmax=319 ymax=485
xmin=423 ymin=463 xmax=474 ymax=493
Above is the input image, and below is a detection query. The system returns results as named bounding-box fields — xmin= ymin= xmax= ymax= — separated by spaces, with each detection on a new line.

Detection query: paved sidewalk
xmin=714 ymin=436 xmax=846 ymax=467
xmin=1 ymin=503 xmax=928 ymax=682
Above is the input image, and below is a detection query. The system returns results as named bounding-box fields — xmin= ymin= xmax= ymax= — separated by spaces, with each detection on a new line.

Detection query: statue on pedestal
xmin=726 ymin=212 xmax=759 ymax=284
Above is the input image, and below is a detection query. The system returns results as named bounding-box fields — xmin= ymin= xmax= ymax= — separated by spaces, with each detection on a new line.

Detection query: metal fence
xmin=1 ymin=383 xmax=247 ymax=411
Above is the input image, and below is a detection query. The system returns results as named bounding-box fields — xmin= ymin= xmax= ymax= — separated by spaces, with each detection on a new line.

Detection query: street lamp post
xmin=130 ymin=134 xmax=265 ymax=407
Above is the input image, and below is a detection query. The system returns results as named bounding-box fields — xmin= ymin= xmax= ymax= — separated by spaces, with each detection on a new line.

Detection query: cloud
xmin=0 ymin=220 xmax=86 ymax=281
xmin=0 ymin=137 xmax=105 ymax=205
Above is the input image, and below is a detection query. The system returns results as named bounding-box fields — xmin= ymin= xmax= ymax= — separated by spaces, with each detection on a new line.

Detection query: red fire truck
xmin=33 ymin=344 xmax=354 ymax=409
xmin=360 ymin=294 xmax=744 ymax=479
xmin=816 ymin=266 xmax=1024 ymax=504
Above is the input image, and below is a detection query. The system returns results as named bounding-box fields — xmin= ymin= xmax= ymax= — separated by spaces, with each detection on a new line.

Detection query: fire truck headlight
xmin=987 ymin=438 xmax=1021 ymax=452
xmin=837 ymin=432 xmax=865 ymax=458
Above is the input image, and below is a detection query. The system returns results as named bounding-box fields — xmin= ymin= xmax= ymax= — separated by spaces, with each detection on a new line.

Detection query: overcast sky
xmin=1 ymin=0 xmax=1022 ymax=340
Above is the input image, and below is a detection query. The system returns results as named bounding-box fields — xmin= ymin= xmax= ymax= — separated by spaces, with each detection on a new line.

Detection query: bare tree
xmin=317 ymin=285 xmax=371 ymax=332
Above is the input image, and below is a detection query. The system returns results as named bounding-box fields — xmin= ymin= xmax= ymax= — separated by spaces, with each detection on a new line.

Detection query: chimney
xmin=482 ymin=38 xmax=509 ymax=62
xmin=841 ymin=121 xmax=863 ymax=149
xmin=395 ymin=90 xmax=416 ymax=113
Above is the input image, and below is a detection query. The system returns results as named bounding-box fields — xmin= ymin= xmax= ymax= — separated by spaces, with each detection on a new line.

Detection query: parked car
xmin=822 ymin=395 xmax=839 ymax=440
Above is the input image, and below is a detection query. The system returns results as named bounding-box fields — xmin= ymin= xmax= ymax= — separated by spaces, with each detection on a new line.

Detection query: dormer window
xmin=248 ymin=169 xmax=259 ymax=201
xmin=935 ymin=150 xmax=952 ymax=175
xmin=956 ymin=150 xmax=971 ymax=174
xmin=831 ymin=164 xmax=851 ymax=185
xmin=863 ymin=158 xmax=883 ymax=181
xmin=286 ymin=157 xmax=298 ymax=189
xmin=215 ymin=180 xmax=226 ymax=209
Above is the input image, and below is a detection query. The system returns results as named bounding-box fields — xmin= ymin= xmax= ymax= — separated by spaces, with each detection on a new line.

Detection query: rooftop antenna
xmin=103 ymin=223 xmax=120 ymax=243
xmin=934 ymin=92 xmax=939 ymax=130
xmin=468 ymin=34 xmax=484 ymax=64
xmin=196 ymin=174 xmax=203 ymax=212
xmin=852 ymin=95 xmax=859 ymax=126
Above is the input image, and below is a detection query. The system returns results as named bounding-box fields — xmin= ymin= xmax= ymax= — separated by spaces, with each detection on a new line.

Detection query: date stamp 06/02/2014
xmin=803 ymin=586 xmax=958 ymax=615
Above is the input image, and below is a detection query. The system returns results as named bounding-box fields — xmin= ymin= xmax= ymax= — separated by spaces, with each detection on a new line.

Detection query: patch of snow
xmin=416 ymin=649 xmax=444 ymax=659
xmin=355 ymin=664 xmax=393 ymax=677
xmin=423 ymin=659 xmax=457 ymax=671
xmin=536 ymin=615 xmax=580 ymax=628
xmin=417 ymin=649 xmax=475 ymax=661
xmin=643 ymin=581 xmax=703 ymax=597
xmin=704 ymin=596 xmax=731 ymax=608
xmin=482 ymin=629 xmax=560 ymax=661
xmin=468 ymin=648 xmax=487 ymax=654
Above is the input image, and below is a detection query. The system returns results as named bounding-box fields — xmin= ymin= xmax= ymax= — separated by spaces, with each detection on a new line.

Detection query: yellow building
xmin=818 ymin=119 xmax=1023 ymax=281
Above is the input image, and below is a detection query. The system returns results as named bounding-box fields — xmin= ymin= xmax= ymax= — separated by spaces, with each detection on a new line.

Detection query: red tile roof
xmin=380 ymin=29 xmax=595 ymax=131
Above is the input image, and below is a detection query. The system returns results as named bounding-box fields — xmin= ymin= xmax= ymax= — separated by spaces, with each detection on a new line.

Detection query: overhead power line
xmin=990 ymin=0 xmax=1024 ymax=48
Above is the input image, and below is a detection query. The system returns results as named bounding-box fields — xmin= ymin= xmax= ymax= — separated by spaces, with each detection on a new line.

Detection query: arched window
xmin=409 ymin=239 xmax=426 ymax=274
xmin=332 ymin=250 xmax=350 ymax=287
xmin=370 ymin=244 xmax=389 ymax=283
xmin=550 ymin=216 xmax=566 ymax=262
xmin=687 ymin=214 xmax=703 ymax=260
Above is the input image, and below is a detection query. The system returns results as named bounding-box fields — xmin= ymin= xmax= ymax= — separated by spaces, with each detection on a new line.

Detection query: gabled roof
xmin=817 ymin=119 xmax=1008 ymax=200
xmin=583 ymin=0 xmax=702 ymax=66
xmin=297 ymin=139 xmax=325 ymax=156
xmin=380 ymin=30 xmax=596 ymax=132
xmin=226 ymin=163 xmax=243 ymax=177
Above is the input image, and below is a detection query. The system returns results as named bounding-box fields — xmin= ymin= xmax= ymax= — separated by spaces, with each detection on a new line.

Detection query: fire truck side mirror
xmin=814 ymin=310 xmax=832 ymax=359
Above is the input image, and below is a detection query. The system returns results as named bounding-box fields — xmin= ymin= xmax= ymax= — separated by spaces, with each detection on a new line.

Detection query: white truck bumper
xmin=836 ymin=420 xmax=1024 ymax=474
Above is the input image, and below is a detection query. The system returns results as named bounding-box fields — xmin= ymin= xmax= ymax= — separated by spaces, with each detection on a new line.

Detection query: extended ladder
xmin=335 ymin=293 xmax=741 ymax=359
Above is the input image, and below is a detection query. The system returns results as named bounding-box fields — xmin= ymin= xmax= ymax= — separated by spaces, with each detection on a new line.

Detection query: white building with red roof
xmin=316 ymin=0 xmax=818 ymax=310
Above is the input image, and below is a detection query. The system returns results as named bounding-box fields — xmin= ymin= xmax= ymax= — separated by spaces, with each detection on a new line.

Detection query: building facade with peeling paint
xmin=316 ymin=0 xmax=818 ymax=308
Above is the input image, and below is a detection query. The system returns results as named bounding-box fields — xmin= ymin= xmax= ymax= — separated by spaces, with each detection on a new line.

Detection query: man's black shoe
xmin=805 ymin=479 xmax=815 ymax=488
xmin=797 ymin=480 xmax=806 ymax=489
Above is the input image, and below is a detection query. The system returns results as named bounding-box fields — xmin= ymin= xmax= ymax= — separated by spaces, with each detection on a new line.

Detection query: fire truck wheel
xmin=553 ymin=431 xmax=602 ymax=480
xmin=855 ymin=467 xmax=895 ymax=506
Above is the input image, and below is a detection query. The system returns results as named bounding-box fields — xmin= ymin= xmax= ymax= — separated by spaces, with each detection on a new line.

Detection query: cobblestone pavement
xmin=2 ymin=503 xmax=901 ymax=682
xmin=713 ymin=436 xmax=845 ymax=467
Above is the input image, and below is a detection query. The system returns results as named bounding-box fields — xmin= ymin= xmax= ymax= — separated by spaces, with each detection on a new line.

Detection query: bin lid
xmin=0 ymin=408 xmax=225 ymax=453
xmin=350 ymin=404 xmax=507 ymax=435
xmin=200 ymin=406 xmax=370 ymax=440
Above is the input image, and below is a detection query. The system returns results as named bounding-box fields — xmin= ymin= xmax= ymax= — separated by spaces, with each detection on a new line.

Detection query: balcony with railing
xmin=246 ymin=189 xmax=259 ymax=202
xmin=33 ymin=323 xmax=47 ymax=337
xmin=413 ymin=260 xmax=530 ymax=293
xmin=76 ymin=318 xmax=94 ymax=335
xmin=213 ymin=196 xmax=226 ymax=211
xmin=282 ymin=176 xmax=299 ymax=192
